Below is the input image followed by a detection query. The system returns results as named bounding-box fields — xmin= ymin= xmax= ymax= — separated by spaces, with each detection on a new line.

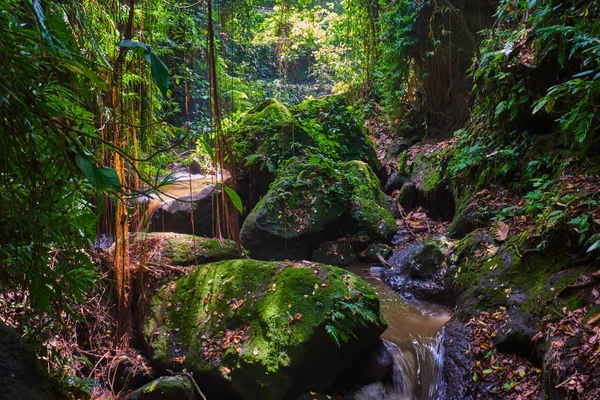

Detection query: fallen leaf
xmin=231 ymin=299 xmax=244 ymax=311
xmin=494 ymin=221 xmax=509 ymax=242
xmin=586 ymin=313 xmax=600 ymax=325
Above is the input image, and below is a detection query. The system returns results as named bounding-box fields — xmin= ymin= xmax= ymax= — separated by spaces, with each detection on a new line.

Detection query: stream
xmin=346 ymin=264 xmax=451 ymax=400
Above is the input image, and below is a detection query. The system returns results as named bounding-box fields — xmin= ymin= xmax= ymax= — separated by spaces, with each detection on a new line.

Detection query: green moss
xmin=290 ymin=95 xmax=379 ymax=172
xmin=143 ymin=259 xmax=384 ymax=399
xmin=230 ymin=98 xmax=313 ymax=172
xmin=134 ymin=232 xmax=241 ymax=266
xmin=240 ymin=158 xmax=395 ymax=252
xmin=125 ymin=376 xmax=193 ymax=400
xmin=423 ymin=168 xmax=442 ymax=193
xmin=397 ymin=152 xmax=410 ymax=176
xmin=454 ymin=234 xmax=587 ymax=318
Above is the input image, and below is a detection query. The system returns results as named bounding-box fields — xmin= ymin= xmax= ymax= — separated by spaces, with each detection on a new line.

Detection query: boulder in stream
xmin=149 ymin=185 xmax=220 ymax=237
xmin=240 ymin=159 xmax=396 ymax=261
xmin=143 ymin=259 xmax=386 ymax=400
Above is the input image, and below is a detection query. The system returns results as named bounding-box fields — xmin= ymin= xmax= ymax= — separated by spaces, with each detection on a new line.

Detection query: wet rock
xmin=312 ymin=241 xmax=357 ymax=266
xmin=143 ymin=259 xmax=385 ymax=400
xmin=386 ymin=242 xmax=424 ymax=269
xmin=384 ymin=239 xmax=455 ymax=304
xmin=408 ymin=240 xmax=445 ymax=280
xmin=356 ymin=339 xmax=393 ymax=383
xmin=0 ymin=322 xmax=59 ymax=400
xmin=443 ymin=318 xmax=473 ymax=400
xmin=395 ymin=182 xmax=417 ymax=211
xmin=149 ymin=185 xmax=220 ymax=237
xmin=122 ymin=375 xmax=196 ymax=400
xmin=351 ymin=382 xmax=387 ymax=400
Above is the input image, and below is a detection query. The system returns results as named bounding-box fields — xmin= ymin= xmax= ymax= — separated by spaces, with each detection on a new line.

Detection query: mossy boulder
xmin=133 ymin=232 xmax=241 ymax=266
xmin=240 ymin=158 xmax=396 ymax=261
xmin=231 ymin=96 xmax=380 ymax=176
xmin=231 ymin=98 xmax=313 ymax=174
xmin=142 ymin=259 xmax=386 ymax=400
xmin=291 ymin=95 xmax=381 ymax=175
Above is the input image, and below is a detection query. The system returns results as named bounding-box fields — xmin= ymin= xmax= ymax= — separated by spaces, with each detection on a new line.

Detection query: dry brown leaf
xmin=586 ymin=313 xmax=600 ymax=325
xmin=494 ymin=221 xmax=510 ymax=242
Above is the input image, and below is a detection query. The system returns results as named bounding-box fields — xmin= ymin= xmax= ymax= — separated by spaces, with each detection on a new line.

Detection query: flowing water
xmin=346 ymin=264 xmax=451 ymax=400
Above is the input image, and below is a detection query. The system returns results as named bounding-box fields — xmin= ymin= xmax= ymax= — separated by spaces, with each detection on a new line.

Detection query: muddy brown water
xmin=346 ymin=264 xmax=451 ymax=400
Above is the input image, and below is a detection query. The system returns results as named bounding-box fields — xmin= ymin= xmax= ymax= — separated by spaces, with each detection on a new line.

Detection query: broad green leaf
xmin=224 ymin=186 xmax=243 ymax=213
xmin=117 ymin=39 xmax=149 ymax=52
xmin=147 ymin=51 xmax=170 ymax=96
xmin=75 ymin=154 xmax=121 ymax=192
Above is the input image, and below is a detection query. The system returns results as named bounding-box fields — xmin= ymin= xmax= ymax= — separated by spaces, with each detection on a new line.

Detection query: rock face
xmin=0 ymin=322 xmax=58 ymax=400
xmin=442 ymin=319 xmax=472 ymax=400
xmin=240 ymin=159 xmax=396 ymax=261
xmin=396 ymin=150 xmax=455 ymax=220
xmin=143 ymin=259 xmax=386 ymax=400
xmin=133 ymin=232 xmax=241 ymax=266
xmin=149 ymin=185 xmax=220 ymax=237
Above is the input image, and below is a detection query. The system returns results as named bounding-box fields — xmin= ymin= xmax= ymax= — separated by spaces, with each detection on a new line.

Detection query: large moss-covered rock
xmin=133 ymin=232 xmax=241 ymax=266
xmin=240 ymin=159 xmax=396 ymax=261
xmin=231 ymin=98 xmax=313 ymax=173
xmin=143 ymin=259 xmax=386 ymax=400
xmin=291 ymin=95 xmax=381 ymax=175
xmin=232 ymin=96 xmax=380 ymax=176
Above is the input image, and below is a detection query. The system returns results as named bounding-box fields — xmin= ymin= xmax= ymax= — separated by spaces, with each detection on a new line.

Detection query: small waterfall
xmin=382 ymin=328 xmax=445 ymax=400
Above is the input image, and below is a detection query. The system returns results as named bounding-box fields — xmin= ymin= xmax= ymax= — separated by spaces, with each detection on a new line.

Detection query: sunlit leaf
xmin=224 ymin=186 xmax=243 ymax=213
